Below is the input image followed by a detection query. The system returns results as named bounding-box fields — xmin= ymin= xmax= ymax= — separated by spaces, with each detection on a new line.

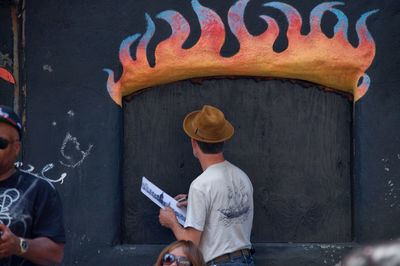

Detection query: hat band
xmin=194 ymin=127 xmax=225 ymax=141
xmin=1 ymin=116 xmax=18 ymax=127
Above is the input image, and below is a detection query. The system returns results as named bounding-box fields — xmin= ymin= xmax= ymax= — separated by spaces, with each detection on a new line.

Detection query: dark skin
xmin=0 ymin=123 xmax=64 ymax=265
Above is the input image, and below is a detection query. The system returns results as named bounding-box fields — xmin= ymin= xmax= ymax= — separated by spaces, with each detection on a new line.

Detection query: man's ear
xmin=13 ymin=141 xmax=21 ymax=157
xmin=191 ymin=139 xmax=200 ymax=151
xmin=191 ymin=138 xmax=196 ymax=148
xmin=191 ymin=138 xmax=199 ymax=158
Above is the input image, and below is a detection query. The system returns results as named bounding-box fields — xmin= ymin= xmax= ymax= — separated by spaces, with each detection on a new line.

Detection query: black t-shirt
xmin=0 ymin=170 xmax=65 ymax=266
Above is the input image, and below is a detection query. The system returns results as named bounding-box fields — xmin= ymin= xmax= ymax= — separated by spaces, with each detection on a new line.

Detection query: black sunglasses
xmin=0 ymin=137 xmax=18 ymax=150
xmin=162 ymin=253 xmax=192 ymax=266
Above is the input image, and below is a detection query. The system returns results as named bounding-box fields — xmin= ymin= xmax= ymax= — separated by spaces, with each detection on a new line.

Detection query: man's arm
xmin=159 ymin=207 xmax=202 ymax=246
xmin=21 ymin=237 xmax=64 ymax=265
xmin=0 ymin=223 xmax=64 ymax=265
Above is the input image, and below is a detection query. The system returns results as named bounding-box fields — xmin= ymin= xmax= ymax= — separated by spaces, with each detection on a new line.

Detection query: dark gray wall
xmin=123 ymin=79 xmax=352 ymax=245
xmin=0 ymin=0 xmax=399 ymax=265
xmin=353 ymin=1 xmax=400 ymax=243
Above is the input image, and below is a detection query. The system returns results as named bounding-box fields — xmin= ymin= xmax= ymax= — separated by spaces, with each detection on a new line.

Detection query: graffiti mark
xmin=59 ymin=132 xmax=93 ymax=168
xmin=0 ymin=189 xmax=20 ymax=226
xmin=381 ymin=156 xmax=400 ymax=209
xmin=42 ymin=64 xmax=53 ymax=72
xmin=0 ymin=52 xmax=12 ymax=68
xmin=320 ymin=244 xmax=344 ymax=265
xmin=15 ymin=162 xmax=67 ymax=185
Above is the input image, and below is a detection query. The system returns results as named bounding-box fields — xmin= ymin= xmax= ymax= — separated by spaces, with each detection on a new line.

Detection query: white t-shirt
xmin=184 ymin=160 xmax=254 ymax=262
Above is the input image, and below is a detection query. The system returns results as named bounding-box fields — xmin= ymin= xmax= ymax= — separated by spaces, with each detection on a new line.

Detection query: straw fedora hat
xmin=183 ymin=105 xmax=234 ymax=143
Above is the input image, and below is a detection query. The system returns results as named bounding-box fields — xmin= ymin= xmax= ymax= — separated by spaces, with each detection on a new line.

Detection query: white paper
xmin=141 ymin=176 xmax=187 ymax=226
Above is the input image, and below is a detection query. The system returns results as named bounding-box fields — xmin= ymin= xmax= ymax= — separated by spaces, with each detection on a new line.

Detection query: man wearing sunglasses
xmin=0 ymin=105 xmax=65 ymax=265
xmin=159 ymin=105 xmax=255 ymax=265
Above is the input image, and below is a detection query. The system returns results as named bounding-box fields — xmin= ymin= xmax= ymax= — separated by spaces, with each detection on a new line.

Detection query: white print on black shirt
xmin=0 ymin=188 xmax=20 ymax=226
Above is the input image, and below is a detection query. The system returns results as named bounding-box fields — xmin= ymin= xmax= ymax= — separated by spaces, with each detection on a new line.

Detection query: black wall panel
xmin=123 ymin=79 xmax=352 ymax=244
xmin=1 ymin=0 xmax=396 ymax=265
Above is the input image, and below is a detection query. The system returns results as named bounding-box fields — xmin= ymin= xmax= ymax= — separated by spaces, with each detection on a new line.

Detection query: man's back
xmin=158 ymin=105 xmax=255 ymax=265
xmin=185 ymin=160 xmax=254 ymax=262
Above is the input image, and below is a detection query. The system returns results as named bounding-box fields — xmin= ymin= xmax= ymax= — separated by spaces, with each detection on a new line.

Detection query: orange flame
xmin=104 ymin=0 xmax=378 ymax=105
xmin=0 ymin=67 xmax=15 ymax=84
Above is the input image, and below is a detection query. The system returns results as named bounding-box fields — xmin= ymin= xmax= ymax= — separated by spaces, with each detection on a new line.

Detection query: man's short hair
xmin=196 ymin=140 xmax=224 ymax=154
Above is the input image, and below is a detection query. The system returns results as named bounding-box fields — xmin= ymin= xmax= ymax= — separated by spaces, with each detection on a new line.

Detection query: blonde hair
xmin=155 ymin=240 xmax=206 ymax=266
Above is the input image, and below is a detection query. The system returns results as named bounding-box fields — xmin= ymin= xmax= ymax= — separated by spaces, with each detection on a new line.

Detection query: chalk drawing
xmin=13 ymin=132 xmax=93 ymax=185
xmin=0 ymin=51 xmax=12 ymax=68
xmin=42 ymin=64 xmax=53 ymax=72
xmin=0 ymin=188 xmax=20 ymax=226
xmin=381 ymin=156 xmax=399 ymax=209
xmin=320 ymin=244 xmax=344 ymax=265
xmin=59 ymin=132 xmax=93 ymax=168
xmin=67 ymin=110 xmax=75 ymax=117
xmin=300 ymin=244 xmax=344 ymax=265
xmin=16 ymin=162 xmax=67 ymax=185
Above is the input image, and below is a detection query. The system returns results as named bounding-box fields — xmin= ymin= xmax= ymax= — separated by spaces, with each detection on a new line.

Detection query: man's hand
xmin=0 ymin=223 xmax=20 ymax=258
xmin=174 ymin=194 xmax=188 ymax=208
xmin=159 ymin=207 xmax=179 ymax=229
xmin=159 ymin=207 xmax=202 ymax=246
xmin=0 ymin=224 xmax=64 ymax=265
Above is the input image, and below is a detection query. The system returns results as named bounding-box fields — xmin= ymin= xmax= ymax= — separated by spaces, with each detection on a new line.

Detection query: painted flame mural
xmin=104 ymin=0 xmax=378 ymax=106
xmin=0 ymin=67 xmax=14 ymax=85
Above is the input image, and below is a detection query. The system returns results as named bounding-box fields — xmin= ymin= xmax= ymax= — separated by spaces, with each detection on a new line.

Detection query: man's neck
xmin=0 ymin=167 xmax=16 ymax=181
xmin=199 ymin=153 xmax=225 ymax=171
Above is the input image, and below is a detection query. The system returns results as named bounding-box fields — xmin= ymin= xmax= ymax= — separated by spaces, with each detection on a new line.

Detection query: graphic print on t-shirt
xmin=0 ymin=188 xmax=20 ymax=226
xmin=218 ymin=180 xmax=251 ymax=226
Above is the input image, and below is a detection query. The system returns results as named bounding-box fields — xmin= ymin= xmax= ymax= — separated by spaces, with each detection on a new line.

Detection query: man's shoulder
xmin=224 ymin=160 xmax=247 ymax=173
xmin=204 ymin=161 xmax=248 ymax=178
xmin=225 ymin=161 xmax=252 ymax=181
xmin=190 ymin=172 xmax=210 ymax=191
xmin=16 ymin=170 xmax=56 ymax=190
xmin=190 ymin=164 xmax=225 ymax=190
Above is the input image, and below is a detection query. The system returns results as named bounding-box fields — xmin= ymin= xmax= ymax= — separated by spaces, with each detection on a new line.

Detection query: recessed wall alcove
xmin=122 ymin=77 xmax=352 ymax=245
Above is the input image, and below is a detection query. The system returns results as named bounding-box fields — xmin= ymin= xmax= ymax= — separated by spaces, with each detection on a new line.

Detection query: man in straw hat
xmin=0 ymin=105 xmax=65 ymax=265
xmin=159 ymin=105 xmax=255 ymax=265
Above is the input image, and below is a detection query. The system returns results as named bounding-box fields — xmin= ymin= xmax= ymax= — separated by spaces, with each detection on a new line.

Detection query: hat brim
xmin=0 ymin=117 xmax=21 ymax=137
xmin=183 ymin=110 xmax=234 ymax=143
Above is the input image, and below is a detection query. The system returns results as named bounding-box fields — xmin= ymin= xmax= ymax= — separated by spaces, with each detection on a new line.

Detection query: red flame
xmin=0 ymin=67 xmax=15 ymax=84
